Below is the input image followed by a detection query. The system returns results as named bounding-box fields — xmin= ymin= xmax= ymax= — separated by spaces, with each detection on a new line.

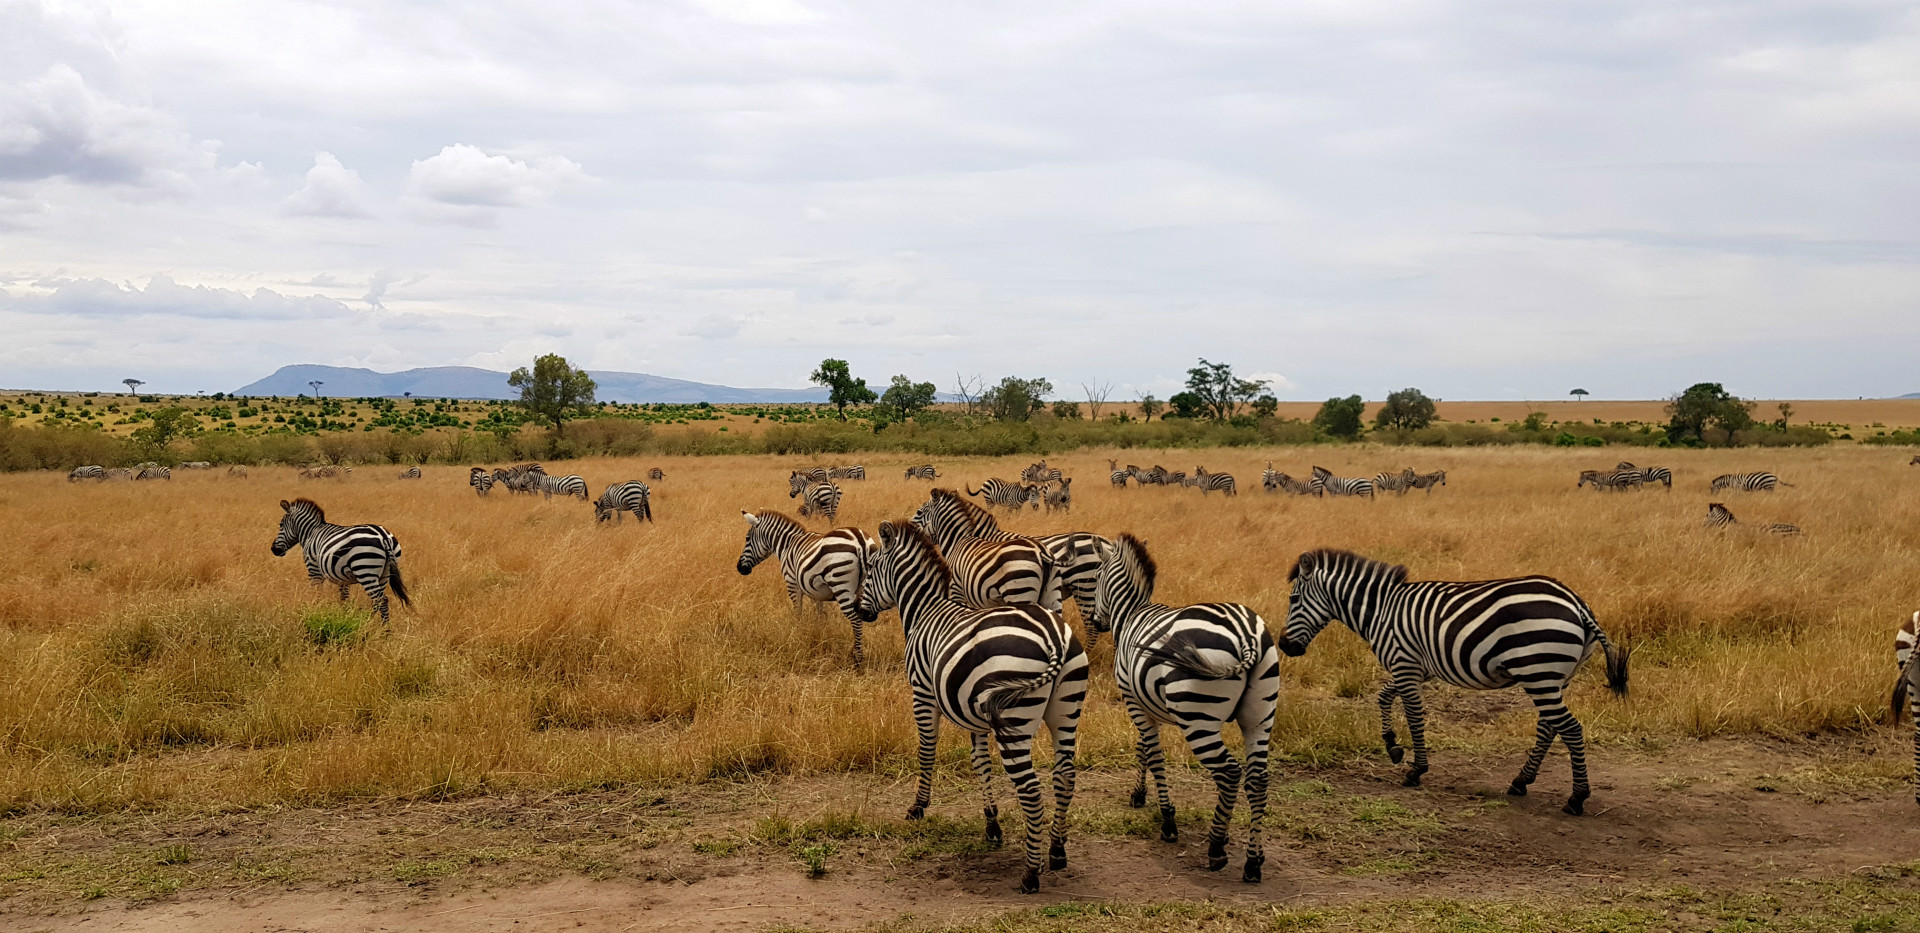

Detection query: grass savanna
xmin=0 ymin=445 xmax=1916 ymax=819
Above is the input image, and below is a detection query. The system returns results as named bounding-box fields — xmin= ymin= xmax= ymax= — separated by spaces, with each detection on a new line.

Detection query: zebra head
xmin=912 ymin=488 xmax=995 ymax=552
xmin=737 ymin=511 xmax=774 ymax=574
xmin=789 ymin=471 xmax=810 ymax=497
xmin=1280 ymin=549 xmax=1360 ymax=657
xmin=1090 ymin=534 xmax=1154 ymax=637
xmin=272 ymin=499 xmax=324 ymax=556
xmin=595 ymin=496 xmax=615 ymax=523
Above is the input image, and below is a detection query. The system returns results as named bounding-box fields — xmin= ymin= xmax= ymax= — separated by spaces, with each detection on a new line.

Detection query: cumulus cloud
xmin=283 ymin=152 xmax=373 ymax=217
xmin=1 ymin=275 xmax=352 ymax=321
xmin=683 ymin=314 xmax=743 ymax=340
xmin=406 ymin=144 xmax=584 ymax=208
xmin=0 ymin=65 xmax=215 ymax=189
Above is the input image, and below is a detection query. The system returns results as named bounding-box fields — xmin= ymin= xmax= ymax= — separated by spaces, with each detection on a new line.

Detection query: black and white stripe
xmin=104 ymin=468 xmax=135 ymax=480
xmin=1197 ymin=469 xmax=1237 ymax=496
xmin=1090 ymin=534 xmax=1278 ymax=882
xmin=912 ymin=489 xmax=1060 ymax=611
xmin=738 ymin=510 xmax=875 ymax=667
xmin=858 ymin=520 xmax=1087 ymax=893
xmin=904 ymin=464 xmax=940 ymax=480
xmin=271 ymin=498 xmax=411 ymax=624
xmin=469 ymin=467 xmax=495 ymax=497
xmin=1618 ymin=462 xmax=1671 ymax=489
xmin=68 ymin=465 xmax=106 ymax=481
xmin=1705 ymin=502 xmax=1801 ymax=536
xmin=1373 ymin=469 xmax=1415 ymax=496
xmin=536 ymin=473 xmax=589 ymax=500
xmin=1308 ymin=466 xmax=1372 ymax=499
xmin=796 ymin=480 xmax=843 ymax=522
xmin=967 ymin=478 xmax=1040 ymax=510
xmin=595 ymin=481 xmax=653 ymax=524
xmin=136 ymin=466 xmax=171 ymax=481
xmin=828 ymin=465 xmax=867 ymax=481
xmin=649 ymin=468 xmax=665 ymax=481
xmin=790 ymin=468 xmax=830 ymax=495
xmin=495 ymin=463 xmax=545 ymax=495
xmin=1409 ymin=469 xmax=1447 ymax=494
xmin=399 ymin=467 xmax=422 ymax=479
xmin=1041 ymin=478 xmax=1073 ymax=512
xmin=1578 ymin=469 xmax=1643 ymax=491
xmin=1711 ymin=471 xmax=1788 ymax=493
xmin=1280 ymin=549 xmax=1629 ymax=815
xmin=1892 ymin=612 xmax=1920 ymax=805
xmin=1108 ymin=459 xmax=1130 ymax=488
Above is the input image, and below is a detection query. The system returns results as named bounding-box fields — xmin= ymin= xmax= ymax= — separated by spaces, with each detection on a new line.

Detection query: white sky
xmin=2 ymin=0 xmax=1917 ymax=399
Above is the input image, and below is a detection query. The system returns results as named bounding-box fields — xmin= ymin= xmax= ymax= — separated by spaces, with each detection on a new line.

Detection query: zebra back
xmin=797 ymin=480 xmax=843 ymax=521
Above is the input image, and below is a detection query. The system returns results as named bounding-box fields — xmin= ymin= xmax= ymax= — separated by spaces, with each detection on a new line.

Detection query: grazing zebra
xmin=1164 ymin=470 xmax=1190 ymax=488
xmin=1408 ymin=469 xmax=1447 ymax=494
xmin=789 ymin=468 xmax=830 ymax=495
xmin=1711 ymin=471 xmax=1789 ymax=493
xmin=595 ymin=481 xmax=653 ymax=524
xmin=649 ymin=468 xmax=664 ymax=481
xmin=1617 ymin=462 xmax=1672 ymax=489
xmin=1892 ymin=612 xmax=1920 ymax=804
xmin=68 ymin=465 xmax=106 ymax=481
xmin=1373 ymin=469 xmax=1415 ymax=496
xmin=737 ymin=511 xmax=876 ymax=668
xmin=1264 ymin=470 xmax=1313 ymax=495
xmin=1704 ymin=503 xmax=1801 ymax=536
xmin=104 ymin=468 xmax=135 ymax=480
xmin=490 ymin=463 xmax=544 ymax=493
xmin=1198 ymin=470 xmax=1237 ymax=496
xmin=857 ymin=520 xmax=1087 ymax=893
xmin=912 ymin=489 xmax=1062 ymax=611
xmin=136 ymin=466 xmax=171 ymax=481
xmin=967 ymin=478 xmax=1040 ymax=510
xmin=1577 ymin=469 xmax=1643 ymax=491
xmin=1107 ymin=459 xmax=1129 ymax=488
xmin=270 ymin=498 xmax=411 ymax=624
xmin=1090 ymin=534 xmax=1278 ymax=882
xmin=797 ymin=480 xmax=843 ymax=522
xmin=536 ymin=474 xmax=589 ymax=500
xmin=1911 ymin=456 xmax=1920 ymax=466
xmin=1129 ymin=465 xmax=1155 ymax=486
xmin=1279 ymin=549 xmax=1629 ymax=815
xmin=399 ymin=467 xmax=422 ymax=480
xmin=1041 ymin=478 xmax=1073 ymax=512
xmin=228 ymin=466 xmax=249 ymax=479
xmin=1020 ymin=460 xmax=1050 ymax=483
xmin=1308 ymin=466 xmax=1373 ymax=499
xmin=904 ymin=464 xmax=939 ymax=480
xmin=828 ymin=465 xmax=867 ymax=481
xmin=469 ymin=467 xmax=494 ymax=497
xmin=180 ymin=461 xmax=212 ymax=470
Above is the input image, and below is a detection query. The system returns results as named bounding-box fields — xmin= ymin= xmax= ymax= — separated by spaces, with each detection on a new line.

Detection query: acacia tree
xmin=122 ymin=378 xmax=144 ymax=396
xmin=880 ymin=374 xmax=938 ymax=421
xmin=1570 ymin=388 xmax=1589 ymax=401
xmin=1184 ymin=359 xmax=1270 ymax=420
xmin=1665 ymin=382 xmax=1753 ymax=446
xmin=1313 ymin=395 xmax=1365 ymax=439
xmin=810 ymin=359 xmax=876 ymax=421
xmin=131 ymin=407 xmax=198 ymax=459
xmin=982 ymin=376 xmax=1052 ymax=421
xmin=1138 ymin=394 xmax=1162 ymax=422
xmin=509 ymin=353 xmax=598 ymax=435
xmin=1373 ymin=387 xmax=1437 ymax=430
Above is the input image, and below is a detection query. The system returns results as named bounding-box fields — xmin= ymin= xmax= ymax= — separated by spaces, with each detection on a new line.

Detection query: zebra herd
xmin=470 ymin=462 xmax=657 ymax=522
xmin=1252 ymin=463 xmax=1448 ymax=499
xmin=1576 ymin=461 xmax=1807 ymax=536
xmin=67 ymin=463 xmax=174 ymax=481
xmin=736 ymin=473 xmax=1636 ymax=890
xmin=1110 ymin=460 xmax=1239 ymax=495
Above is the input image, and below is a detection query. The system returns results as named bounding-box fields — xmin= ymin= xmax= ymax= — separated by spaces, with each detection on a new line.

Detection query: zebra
xmin=1165 ymin=470 xmax=1190 ymax=488
xmin=270 ymin=498 xmax=411 ymax=624
xmin=136 ymin=466 xmax=172 ymax=481
xmin=857 ymin=520 xmax=1087 ymax=894
xmin=904 ymin=464 xmax=939 ymax=480
xmin=1020 ymin=460 xmax=1050 ymax=483
xmin=536 ymin=474 xmax=589 ymax=500
xmin=789 ymin=468 xmax=830 ymax=495
xmin=180 ymin=461 xmax=212 ymax=470
xmin=398 ymin=467 xmax=422 ymax=480
xmin=104 ymin=468 xmax=135 ymax=480
xmin=595 ymin=481 xmax=653 ymax=524
xmin=1704 ymin=503 xmax=1801 ymax=536
xmin=1408 ymin=469 xmax=1447 ymax=494
xmin=649 ymin=468 xmax=665 ymax=481
xmin=1264 ymin=471 xmax=1313 ymax=495
xmin=1911 ymin=456 xmax=1920 ymax=466
xmin=911 ymin=489 xmax=1062 ymax=612
xmin=1089 ymin=534 xmax=1279 ymax=882
xmin=910 ymin=487 xmax=1105 ymax=629
xmin=493 ymin=463 xmax=545 ymax=494
xmin=1891 ymin=612 xmax=1920 ymax=805
xmin=1577 ymin=469 xmax=1643 ymax=491
xmin=1041 ymin=478 xmax=1072 ymax=512
xmin=738 ymin=510 xmax=876 ymax=668
xmin=796 ymin=480 xmax=843 ymax=522
xmin=68 ymin=465 xmax=106 ymax=481
xmin=828 ymin=465 xmax=867 ymax=481
xmin=1261 ymin=461 xmax=1280 ymax=491
xmin=1198 ymin=470 xmax=1237 ymax=496
xmin=1107 ymin=459 xmax=1129 ymax=488
xmin=469 ymin=467 xmax=494 ymax=497
xmin=1308 ymin=466 xmax=1373 ymax=499
xmin=1278 ymin=549 xmax=1630 ymax=815
xmin=967 ymin=478 xmax=1040 ymax=510
xmin=1373 ymin=469 xmax=1415 ymax=496
xmin=1711 ymin=471 xmax=1789 ymax=493
xmin=228 ymin=466 xmax=249 ymax=479
xmin=1618 ymin=462 xmax=1672 ymax=489
xmin=1129 ymin=465 xmax=1156 ymax=486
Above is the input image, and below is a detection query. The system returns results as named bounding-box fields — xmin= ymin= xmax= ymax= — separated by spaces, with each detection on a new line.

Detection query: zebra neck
xmin=297 ymin=521 xmax=341 ymax=549
xmin=763 ymin=521 xmax=812 ymax=558
xmin=1333 ymin=575 xmax=1405 ymax=645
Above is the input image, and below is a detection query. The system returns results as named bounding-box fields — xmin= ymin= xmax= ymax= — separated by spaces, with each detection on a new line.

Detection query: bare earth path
xmin=6 ymin=737 xmax=1919 ymax=932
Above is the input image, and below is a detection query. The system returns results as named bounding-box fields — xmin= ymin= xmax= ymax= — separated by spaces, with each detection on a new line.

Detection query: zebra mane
xmin=878 ymin=520 xmax=954 ymax=590
xmin=1115 ymin=532 xmax=1156 ymax=594
xmin=284 ymin=497 xmax=325 ymax=521
xmin=1287 ymin=548 xmax=1407 ymax=585
xmin=746 ymin=509 xmax=805 ymax=530
xmin=927 ymin=488 xmax=1000 ymax=534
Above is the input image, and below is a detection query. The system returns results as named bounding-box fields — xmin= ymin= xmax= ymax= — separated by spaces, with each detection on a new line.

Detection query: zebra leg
xmin=1912 ymin=696 xmax=1920 ymax=806
xmin=337 ymin=584 xmax=350 ymax=602
xmin=1377 ymin=681 xmax=1404 ymax=763
xmin=1179 ymin=721 xmax=1240 ymax=871
xmin=1398 ymin=678 xmax=1431 ymax=787
xmin=993 ymin=731 xmax=1047 ymax=894
xmin=1508 ymin=691 xmax=1558 ymax=798
xmin=1046 ymin=714 xmax=1079 ymax=874
xmin=907 ymin=694 xmax=938 ymax=821
xmin=1559 ymin=708 xmax=1591 ymax=816
xmin=1124 ymin=699 xmax=1176 ymax=841
xmin=1237 ymin=689 xmax=1277 ymax=884
xmin=850 ymin=616 xmax=864 ymax=671
xmin=969 ymin=732 xmax=1003 ymax=846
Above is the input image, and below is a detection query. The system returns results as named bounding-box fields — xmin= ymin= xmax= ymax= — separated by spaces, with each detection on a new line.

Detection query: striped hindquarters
xmin=68 ymin=465 xmax=106 ymax=481
xmin=537 ymin=474 xmax=589 ymax=500
xmin=798 ymin=481 xmax=843 ymax=521
xmin=136 ymin=466 xmax=171 ymax=481
xmin=1309 ymin=467 xmax=1372 ymax=498
xmin=1200 ymin=472 xmax=1236 ymax=496
xmin=595 ymin=481 xmax=653 ymax=523
xmin=1711 ymin=471 xmax=1782 ymax=492
xmin=969 ymin=478 xmax=1038 ymax=510
xmin=399 ymin=467 xmax=422 ymax=479
xmin=904 ymin=464 xmax=938 ymax=480
xmin=469 ymin=468 xmax=494 ymax=496
xmin=828 ymin=465 xmax=867 ymax=480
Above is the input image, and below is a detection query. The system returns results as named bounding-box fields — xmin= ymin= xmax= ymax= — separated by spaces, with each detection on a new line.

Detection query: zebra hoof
xmin=1386 ymin=744 xmax=1404 ymax=764
xmin=1402 ymin=765 xmax=1427 ymax=788
xmin=1129 ymin=786 xmax=1146 ymax=809
xmin=1206 ymin=838 xmax=1228 ymax=872
xmin=1563 ymin=789 xmax=1590 ymax=816
xmin=1242 ymin=855 xmax=1264 ymax=884
xmin=1159 ymin=806 xmax=1179 ymax=843
xmin=985 ymin=818 xmax=1003 ymax=847
xmin=1049 ymin=840 xmax=1067 ymax=871
xmin=1020 ymin=869 xmax=1039 ymax=894
xmin=906 ymin=805 xmax=925 ymax=821
xmin=1507 ymin=782 xmax=1529 ymax=797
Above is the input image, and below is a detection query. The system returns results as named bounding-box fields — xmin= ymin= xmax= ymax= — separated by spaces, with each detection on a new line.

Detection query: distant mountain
xmin=234 ymin=364 xmax=830 ymax=404
xmin=1901 ymin=393 xmax=1920 ymax=399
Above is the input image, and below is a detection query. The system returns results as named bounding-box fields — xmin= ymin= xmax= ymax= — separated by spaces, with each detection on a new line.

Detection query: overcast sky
xmin=2 ymin=0 xmax=1916 ymax=400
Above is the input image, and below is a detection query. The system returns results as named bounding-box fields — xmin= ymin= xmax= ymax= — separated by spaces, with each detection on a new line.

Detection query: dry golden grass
xmin=1 ymin=444 xmax=1916 ymax=812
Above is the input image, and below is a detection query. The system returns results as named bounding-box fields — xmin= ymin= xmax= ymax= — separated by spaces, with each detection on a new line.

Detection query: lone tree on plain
xmin=1665 ymin=382 xmax=1753 ymax=446
xmin=1313 ymin=395 xmax=1366 ymax=439
xmin=509 ymin=353 xmax=598 ymax=435
xmin=982 ymin=376 xmax=1052 ymax=422
xmin=1081 ymin=380 xmax=1114 ymax=421
xmin=308 ymin=380 xmax=325 ymax=398
xmin=1184 ymin=358 xmax=1270 ymax=420
xmin=1138 ymin=394 xmax=1162 ymax=422
xmin=880 ymin=374 xmax=938 ymax=422
xmin=1374 ymin=387 xmax=1437 ymax=431
xmin=122 ymin=378 xmax=144 ymax=396
xmin=1570 ymin=388 xmax=1589 ymax=401
xmin=131 ymin=407 xmax=198 ymax=459
xmin=810 ymin=359 xmax=876 ymax=421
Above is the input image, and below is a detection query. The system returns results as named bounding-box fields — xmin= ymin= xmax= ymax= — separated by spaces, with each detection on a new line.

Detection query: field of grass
xmin=1 ymin=444 xmax=1916 ymax=815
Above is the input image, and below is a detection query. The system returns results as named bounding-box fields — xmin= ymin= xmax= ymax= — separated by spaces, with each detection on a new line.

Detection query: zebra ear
xmin=1290 ymin=551 xmax=1313 ymax=580
xmin=877 ymin=521 xmax=896 ymax=545
xmin=742 ymin=510 xmax=758 ymax=525
xmin=279 ymin=499 xmax=291 ymax=511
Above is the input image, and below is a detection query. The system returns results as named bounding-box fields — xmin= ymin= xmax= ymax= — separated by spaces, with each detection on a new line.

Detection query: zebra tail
xmin=1576 ymin=603 xmax=1629 ymax=696
xmin=1142 ymin=633 xmax=1255 ymax=681
xmin=387 ymin=556 xmax=413 ymax=609
xmin=981 ymin=657 xmax=1066 ymax=736
xmin=965 ymin=483 xmax=981 ymax=497
xmin=1890 ymin=675 xmax=1909 ymax=726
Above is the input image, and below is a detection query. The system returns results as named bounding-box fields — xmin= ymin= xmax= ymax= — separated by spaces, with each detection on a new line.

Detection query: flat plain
xmin=3 ymin=444 xmax=1919 ymax=930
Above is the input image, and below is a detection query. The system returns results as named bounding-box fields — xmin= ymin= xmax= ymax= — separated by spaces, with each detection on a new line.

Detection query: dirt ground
xmin=5 ymin=735 xmax=1918 ymax=932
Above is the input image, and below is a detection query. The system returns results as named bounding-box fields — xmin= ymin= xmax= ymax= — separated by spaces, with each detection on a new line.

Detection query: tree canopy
xmin=1183 ymin=359 xmax=1270 ymax=420
xmin=508 ymin=353 xmax=598 ymax=434
xmin=130 ymin=407 xmax=198 ymax=457
xmin=1665 ymin=382 xmax=1753 ymax=446
xmin=1313 ymin=395 xmax=1366 ymax=439
xmin=809 ymin=359 xmax=877 ymax=421
xmin=982 ymin=376 xmax=1052 ymax=422
xmin=1137 ymin=394 xmax=1162 ymax=422
xmin=1167 ymin=391 xmax=1204 ymax=419
xmin=879 ymin=374 xmax=938 ymax=422
xmin=1374 ymin=387 xmax=1437 ymax=430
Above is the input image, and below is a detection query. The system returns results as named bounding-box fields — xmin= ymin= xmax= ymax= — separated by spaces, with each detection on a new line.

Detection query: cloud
xmin=682 ymin=314 xmax=742 ymax=340
xmin=0 ymin=275 xmax=352 ymax=321
xmin=405 ymin=144 xmax=584 ymax=208
xmin=283 ymin=152 xmax=374 ymax=217
xmin=0 ymin=65 xmax=215 ymax=189
xmin=1247 ymin=371 xmax=1298 ymax=393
